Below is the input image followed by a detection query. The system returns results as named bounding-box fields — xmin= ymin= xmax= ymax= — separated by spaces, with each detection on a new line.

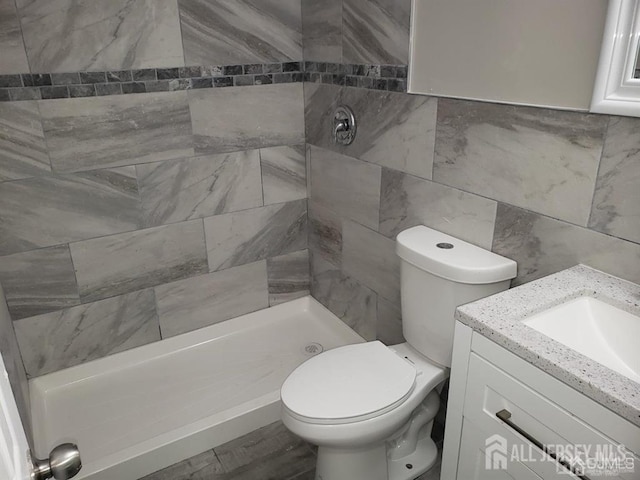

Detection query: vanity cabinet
xmin=441 ymin=323 xmax=640 ymax=480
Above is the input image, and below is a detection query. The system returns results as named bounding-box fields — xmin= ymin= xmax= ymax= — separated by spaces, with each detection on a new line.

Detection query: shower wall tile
xmin=260 ymin=144 xmax=307 ymax=205
xmin=376 ymin=297 xmax=404 ymax=346
xmin=189 ymin=84 xmax=304 ymax=155
xmin=0 ymin=246 xmax=79 ymax=320
xmin=304 ymin=83 xmax=341 ymax=145
xmin=0 ymin=101 xmax=51 ymax=182
xmin=379 ymin=168 xmax=497 ymax=249
xmin=17 ymin=0 xmax=184 ymax=73
xmin=179 ymin=0 xmax=302 ymax=65
xmin=588 ymin=116 xmax=640 ymax=244
xmin=0 ymin=167 xmax=141 ymax=255
xmin=310 ymin=253 xmax=376 ymax=340
xmin=434 ymin=99 xmax=607 ymax=226
xmin=0 ymin=0 xmax=29 ymax=74
xmin=138 ymin=150 xmax=263 ymax=227
xmin=343 ymin=0 xmax=411 ymax=65
xmin=305 ymin=84 xmax=437 ymax=179
xmin=309 ymin=146 xmax=381 ymax=230
xmin=204 ymin=200 xmax=307 ymax=271
xmin=308 ymin=200 xmax=343 ymax=268
xmin=156 ymin=261 xmax=269 ymax=338
xmin=493 ymin=203 xmax=640 ymax=286
xmin=15 ymin=289 xmax=159 ymax=377
xmin=72 ymin=220 xmax=208 ymax=303
xmin=301 ymin=0 xmax=342 ymax=63
xmin=267 ymin=249 xmax=310 ymax=306
xmin=40 ymin=91 xmax=193 ymax=173
xmin=342 ymin=220 xmax=400 ymax=306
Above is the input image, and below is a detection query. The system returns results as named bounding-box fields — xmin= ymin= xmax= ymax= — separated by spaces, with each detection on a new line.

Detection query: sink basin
xmin=523 ymin=296 xmax=640 ymax=383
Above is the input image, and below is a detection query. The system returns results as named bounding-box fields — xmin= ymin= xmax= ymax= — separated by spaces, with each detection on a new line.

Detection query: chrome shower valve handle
xmin=333 ymin=106 xmax=357 ymax=145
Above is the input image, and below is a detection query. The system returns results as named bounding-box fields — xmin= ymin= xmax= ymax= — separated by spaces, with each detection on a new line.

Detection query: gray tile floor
xmin=140 ymin=421 xmax=441 ymax=480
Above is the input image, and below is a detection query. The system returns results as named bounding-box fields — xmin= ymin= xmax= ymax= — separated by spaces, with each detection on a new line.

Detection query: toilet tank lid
xmin=396 ymin=226 xmax=517 ymax=284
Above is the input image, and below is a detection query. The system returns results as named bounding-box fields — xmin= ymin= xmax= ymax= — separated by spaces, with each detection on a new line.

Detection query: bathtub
xmin=28 ymin=296 xmax=364 ymax=480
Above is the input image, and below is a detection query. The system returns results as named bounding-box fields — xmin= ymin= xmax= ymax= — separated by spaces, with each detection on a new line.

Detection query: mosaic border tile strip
xmin=0 ymin=62 xmax=409 ymax=102
xmin=0 ymin=62 xmax=304 ymax=102
xmin=304 ymin=62 xmax=408 ymax=93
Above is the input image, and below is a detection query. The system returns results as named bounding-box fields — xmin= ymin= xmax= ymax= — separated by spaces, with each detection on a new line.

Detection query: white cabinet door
xmin=0 ymin=352 xmax=31 ymax=480
xmin=457 ymin=418 xmax=543 ymax=480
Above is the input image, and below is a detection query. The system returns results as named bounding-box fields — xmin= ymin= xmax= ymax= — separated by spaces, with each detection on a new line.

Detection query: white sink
xmin=523 ymin=297 xmax=640 ymax=383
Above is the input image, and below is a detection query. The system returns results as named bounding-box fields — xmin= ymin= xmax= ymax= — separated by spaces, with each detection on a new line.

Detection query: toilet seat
xmin=281 ymin=341 xmax=417 ymax=425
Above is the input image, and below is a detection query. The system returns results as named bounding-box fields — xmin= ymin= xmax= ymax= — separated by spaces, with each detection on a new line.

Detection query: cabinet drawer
xmin=458 ymin=417 xmax=543 ymax=480
xmin=464 ymin=352 xmax=639 ymax=480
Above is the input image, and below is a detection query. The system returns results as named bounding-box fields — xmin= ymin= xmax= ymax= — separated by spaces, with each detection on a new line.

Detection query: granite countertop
xmin=455 ymin=264 xmax=640 ymax=427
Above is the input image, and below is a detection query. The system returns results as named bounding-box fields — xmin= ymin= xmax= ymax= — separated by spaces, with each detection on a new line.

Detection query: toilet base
xmin=388 ymin=434 xmax=438 ymax=480
xmin=313 ymin=436 xmax=438 ymax=480
xmin=316 ymin=444 xmax=388 ymax=480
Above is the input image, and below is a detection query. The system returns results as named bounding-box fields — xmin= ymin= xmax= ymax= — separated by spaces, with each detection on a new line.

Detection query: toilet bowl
xmin=280 ymin=226 xmax=517 ymax=480
xmin=281 ymin=342 xmax=447 ymax=480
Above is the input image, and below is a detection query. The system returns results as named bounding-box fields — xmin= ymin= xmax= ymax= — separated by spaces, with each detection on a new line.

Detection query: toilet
xmin=280 ymin=226 xmax=517 ymax=480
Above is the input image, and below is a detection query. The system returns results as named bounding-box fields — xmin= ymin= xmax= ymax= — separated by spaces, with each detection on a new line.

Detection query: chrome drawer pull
xmin=496 ymin=409 xmax=591 ymax=480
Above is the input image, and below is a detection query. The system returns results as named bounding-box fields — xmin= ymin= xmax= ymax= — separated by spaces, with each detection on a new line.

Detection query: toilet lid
xmin=281 ymin=341 xmax=416 ymax=422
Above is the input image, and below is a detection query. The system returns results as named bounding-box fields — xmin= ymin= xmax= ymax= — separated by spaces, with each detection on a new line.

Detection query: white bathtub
xmin=29 ymin=296 xmax=363 ymax=480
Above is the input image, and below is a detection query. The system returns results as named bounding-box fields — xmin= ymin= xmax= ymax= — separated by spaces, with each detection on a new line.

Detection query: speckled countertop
xmin=455 ymin=264 xmax=640 ymax=427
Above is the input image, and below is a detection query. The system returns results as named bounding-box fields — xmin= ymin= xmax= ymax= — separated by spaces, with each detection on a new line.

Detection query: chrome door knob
xmin=31 ymin=443 xmax=82 ymax=480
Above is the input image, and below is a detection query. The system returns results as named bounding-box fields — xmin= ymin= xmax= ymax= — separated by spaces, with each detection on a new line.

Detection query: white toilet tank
xmin=396 ymin=226 xmax=517 ymax=367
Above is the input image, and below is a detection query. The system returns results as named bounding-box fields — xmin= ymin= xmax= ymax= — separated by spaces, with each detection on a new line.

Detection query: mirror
xmin=408 ymin=0 xmax=608 ymax=111
xmin=591 ymin=0 xmax=640 ymax=116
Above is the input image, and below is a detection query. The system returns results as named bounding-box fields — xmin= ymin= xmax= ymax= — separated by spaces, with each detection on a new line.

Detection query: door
xmin=0 ymin=350 xmax=31 ymax=480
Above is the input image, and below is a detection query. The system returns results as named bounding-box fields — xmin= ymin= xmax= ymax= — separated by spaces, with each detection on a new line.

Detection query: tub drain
xmin=302 ymin=342 xmax=324 ymax=355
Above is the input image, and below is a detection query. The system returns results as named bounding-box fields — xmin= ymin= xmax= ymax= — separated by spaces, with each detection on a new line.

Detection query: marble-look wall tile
xmin=0 ymin=246 xmax=79 ymax=320
xmin=14 ymin=289 xmax=159 ymax=377
xmin=304 ymin=83 xmax=341 ymax=144
xmin=18 ymin=0 xmax=184 ymax=73
xmin=379 ymin=168 xmax=497 ymax=249
xmin=309 ymin=146 xmax=381 ymax=230
xmin=342 ymin=220 xmax=400 ymax=305
xmin=0 ymin=101 xmax=51 ymax=182
xmin=0 ymin=0 xmax=29 ymax=74
xmin=0 ymin=167 xmax=141 ymax=255
xmin=493 ymin=203 xmax=640 ymax=286
xmin=261 ymin=144 xmax=307 ymax=205
xmin=72 ymin=220 xmax=208 ymax=303
xmin=267 ymin=249 xmax=310 ymax=306
xmin=40 ymin=91 xmax=193 ymax=173
xmin=305 ymin=84 xmax=437 ymax=179
xmin=310 ymin=253 xmax=375 ymax=340
xmin=179 ymin=0 xmax=302 ymax=65
xmin=434 ymin=99 xmax=607 ymax=226
xmin=588 ymin=116 xmax=640 ymax=244
xmin=156 ymin=261 xmax=268 ymax=338
xmin=301 ymin=0 xmax=342 ymax=63
xmin=308 ymin=199 xmax=343 ymax=268
xmin=189 ymin=84 xmax=304 ymax=155
xmin=343 ymin=0 xmax=411 ymax=65
xmin=204 ymin=200 xmax=307 ymax=271
xmin=138 ymin=150 xmax=263 ymax=227
xmin=377 ymin=297 xmax=404 ymax=346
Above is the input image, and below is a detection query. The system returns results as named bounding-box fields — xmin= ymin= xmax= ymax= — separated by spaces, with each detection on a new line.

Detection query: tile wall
xmin=0 ymin=0 xmax=309 ymax=381
xmin=302 ymin=0 xmax=640 ymax=343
